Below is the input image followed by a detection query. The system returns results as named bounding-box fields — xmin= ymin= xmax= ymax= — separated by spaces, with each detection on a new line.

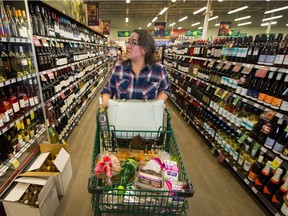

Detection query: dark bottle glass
xmin=271 ymin=73 xmax=288 ymax=109
xmin=272 ymin=177 xmax=288 ymax=209
xmin=264 ymin=118 xmax=285 ymax=149
xmin=263 ymin=168 xmax=283 ymax=199
xmin=248 ymin=155 xmax=264 ymax=182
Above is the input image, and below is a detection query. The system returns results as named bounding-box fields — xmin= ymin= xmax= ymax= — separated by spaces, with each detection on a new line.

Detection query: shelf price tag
xmin=271 ymin=157 xmax=283 ymax=171
xmin=11 ymin=158 xmax=20 ymax=169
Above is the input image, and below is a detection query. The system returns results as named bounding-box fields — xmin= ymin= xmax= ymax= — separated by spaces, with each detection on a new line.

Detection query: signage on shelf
xmin=118 ymin=31 xmax=131 ymax=37
xmin=186 ymin=30 xmax=202 ymax=36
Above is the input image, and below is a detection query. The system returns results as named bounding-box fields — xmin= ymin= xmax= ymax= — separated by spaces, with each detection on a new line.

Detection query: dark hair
xmin=132 ymin=29 xmax=157 ymax=65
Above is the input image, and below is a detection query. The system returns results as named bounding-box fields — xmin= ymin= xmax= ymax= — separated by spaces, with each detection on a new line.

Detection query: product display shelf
xmin=164 ymin=56 xmax=288 ymax=122
xmin=56 ymin=68 xmax=107 ymax=142
xmin=169 ymin=97 xmax=281 ymax=216
xmin=0 ymin=73 xmax=37 ymax=88
xmin=0 ymin=37 xmax=31 ymax=43
xmin=168 ymin=66 xmax=288 ymax=170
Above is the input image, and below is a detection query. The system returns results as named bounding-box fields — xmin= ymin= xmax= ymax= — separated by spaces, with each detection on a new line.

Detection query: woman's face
xmin=125 ymin=32 xmax=146 ymax=62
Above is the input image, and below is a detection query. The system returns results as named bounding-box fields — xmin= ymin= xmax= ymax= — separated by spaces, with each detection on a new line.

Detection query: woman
xmin=101 ymin=29 xmax=171 ymax=107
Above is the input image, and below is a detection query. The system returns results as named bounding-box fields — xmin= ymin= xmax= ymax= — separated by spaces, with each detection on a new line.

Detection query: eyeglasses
xmin=125 ymin=39 xmax=141 ymax=46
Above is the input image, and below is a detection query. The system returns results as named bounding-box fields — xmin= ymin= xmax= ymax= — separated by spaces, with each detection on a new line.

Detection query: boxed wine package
xmin=20 ymin=144 xmax=72 ymax=196
xmin=2 ymin=176 xmax=59 ymax=216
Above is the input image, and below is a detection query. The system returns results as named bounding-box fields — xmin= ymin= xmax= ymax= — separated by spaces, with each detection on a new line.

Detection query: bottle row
xmin=18 ymin=184 xmax=43 ymax=207
xmin=0 ymin=108 xmax=44 ymax=166
xmin=0 ymin=0 xmax=106 ymax=44
xmin=165 ymin=33 xmax=288 ymax=68
xmin=170 ymin=93 xmax=288 ymax=214
xmin=0 ymin=43 xmax=35 ymax=81
xmin=0 ymin=78 xmax=40 ymax=127
xmin=170 ymin=75 xmax=288 ymax=160
xmin=33 ymin=36 xmax=105 ymax=72
xmin=165 ymin=57 xmax=288 ymax=114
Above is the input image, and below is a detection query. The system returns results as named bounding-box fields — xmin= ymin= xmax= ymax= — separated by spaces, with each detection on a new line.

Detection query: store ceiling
xmin=96 ymin=0 xmax=288 ymax=28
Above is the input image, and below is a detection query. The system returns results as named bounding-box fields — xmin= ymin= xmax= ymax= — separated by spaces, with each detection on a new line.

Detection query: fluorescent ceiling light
xmin=193 ymin=7 xmax=207 ymax=15
xmin=147 ymin=22 xmax=152 ymax=27
xmin=178 ymin=16 xmax=188 ymax=22
xmin=286 ymin=23 xmax=288 ymax=26
xmin=126 ymin=0 xmax=130 ymax=3
xmin=172 ymin=0 xmax=176 ymax=2
xmin=198 ymin=26 xmax=203 ymax=30
xmin=265 ymin=6 xmax=288 ymax=14
xmin=125 ymin=17 xmax=129 ymax=22
xmin=237 ymin=21 xmax=252 ymax=26
xmin=159 ymin=7 xmax=168 ymax=15
xmin=261 ymin=21 xmax=277 ymax=26
xmin=139 ymin=27 xmax=142 ymax=29
xmin=208 ymin=16 xmax=218 ymax=21
xmin=218 ymin=0 xmax=223 ymax=2
xmin=169 ymin=22 xmax=176 ymax=26
xmin=234 ymin=16 xmax=251 ymax=21
xmin=191 ymin=22 xmax=200 ymax=26
xmin=152 ymin=17 xmax=158 ymax=22
xmin=178 ymin=27 xmax=182 ymax=30
xmin=215 ymin=23 xmax=220 ymax=26
xmin=262 ymin=15 xmax=283 ymax=22
xmin=228 ymin=6 xmax=248 ymax=14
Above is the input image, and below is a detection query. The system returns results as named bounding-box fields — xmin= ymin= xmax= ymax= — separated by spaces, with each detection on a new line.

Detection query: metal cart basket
xmin=88 ymin=107 xmax=194 ymax=216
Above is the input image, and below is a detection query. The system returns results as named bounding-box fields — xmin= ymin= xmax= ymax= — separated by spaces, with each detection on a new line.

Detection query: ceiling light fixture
xmin=152 ymin=17 xmax=158 ymax=22
xmin=228 ymin=6 xmax=248 ymax=14
xmin=218 ymin=0 xmax=223 ymax=2
xmin=208 ymin=16 xmax=218 ymax=21
xmin=147 ymin=22 xmax=152 ymax=27
xmin=234 ymin=16 xmax=251 ymax=21
xmin=159 ymin=7 xmax=168 ymax=15
xmin=172 ymin=0 xmax=176 ymax=2
xmin=193 ymin=7 xmax=207 ymax=15
xmin=125 ymin=17 xmax=129 ymax=23
xmin=169 ymin=22 xmax=176 ymax=26
xmin=286 ymin=23 xmax=288 ymax=26
xmin=191 ymin=22 xmax=200 ymax=26
xmin=237 ymin=21 xmax=252 ymax=26
xmin=261 ymin=21 xmax=277 ymax=26
xmin=265 ymin=6 xmax=288 ymax=14
xmin=126 ymin=0 xmax=130 ymax=3
xmin=178 ymin=27 xmax=182 ymax=30
xmin=198 ymin=26 xmax=203 ymax=30
xmin=178 ymin=16 xmax=188 ymax=22
xmin=215 ymin=23 xmax=220 ymax=26
xmin=262 ymin=15 xmax=283 ymax=22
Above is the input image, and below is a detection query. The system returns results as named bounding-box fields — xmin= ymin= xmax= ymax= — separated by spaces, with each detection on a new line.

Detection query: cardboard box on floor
xmin=2 ymin=176 xmax=59 ymax=216
xmin=20 ymin=144 xmax=72 ymax=196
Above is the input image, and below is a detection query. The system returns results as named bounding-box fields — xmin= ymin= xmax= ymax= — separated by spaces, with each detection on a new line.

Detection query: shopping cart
xmin=88 ymin=106 xmax=194 ymax=216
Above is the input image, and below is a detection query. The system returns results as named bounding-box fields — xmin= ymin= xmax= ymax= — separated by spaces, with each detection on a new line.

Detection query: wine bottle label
xmin=252 ymin=90 xmax=259 ymax=99
xmin=279 ymin=100 xmax=288 ymax=111
xmin=0 ymin=116 xmax=4 ymax=127
xmin=253 ymin=47 xmax=259 ymax=56
xmin=265 ymin=137 xmax=275 ymax=149
xmin=33 ymin=96 xmax=39 ymax=105
xmin=265 ymin=55 xmax=276 ymax=65
xmin=222 ymin=109 xmax=228 ymax=118
xmin=274 ymin=54 xmax=285 ymax=65
xmin=221 ymin=139 xmax=226 ymax=149
xmin=281 ymin=148 xmax=288 ymax=158
xmin=235 ymin=117 xmax=242 ymax=127
xmin=240 ymin=88 xmax=248 ymax=96
xmin=235 ymin=86 xmax=242 ymax=94
xmin=258 ymin=92 xmax=266 ymax=102
xmin=241 ymin=117 xmax=247 ymax=127
xmin=246 ymin=120 xmax=254 ymax=131
xmin=225 ymin=143 xmax=231 ymax=152
xmin=248 ymin=170 xmax=258 ymax=182
xmin=21 ymin=59 xmax=28 ymax=66
xmin=12 ymin=102 xmax=20 ymax=113
xmin=246 ymin=89 xmax=254 ymax=97
xmin=271 ymin=97 xmax=282 ymax=109
xmin=233 ymin=150 xmax=239 ymax=161
xmin=283 ymin=55 xmax=288 ymax=66
xmin=273 ymin=142 xmax=285 ymax=154
xmin=3 ymin=111 xmax=10 ymax=123
xmin=243 ymin=160 xmax=252 ymax=172
xmin=264 ymin=95 xmax=273 ymax=104
xmin=19 ymin=99 xmax=25 ymax=109
xmin=241 ymin=48 xmax=249 ymax=58
xmin=238 ymin=155 xmax=244 ymax=165
xmin=281 ymin=201 xmax=288 ymax=215
xmin=258 ymin=54 xmax=266 ymax=64
xmin=232 ymin=79 xmax=238 ymax=89
xmin=29 ymin=98 xmax=35 ymax=107
xmin=218 ymin=106 xmax=224 ymax=115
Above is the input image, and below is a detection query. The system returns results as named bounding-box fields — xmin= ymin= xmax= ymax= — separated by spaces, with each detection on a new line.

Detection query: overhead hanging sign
xmin=103 ymin=20 xmax=111 ymax=35
xmin=186 ymin=30 xmax=202 ymax=36
xmin=87 ymin=2 xmax=99 ymax=26
xmin=218 ymin=21 xmax=232 ymax=36
xmin=154 ymin=22 xmax=166 ymax=36
xmin=118 ymin=31 xmax=131 ymax=37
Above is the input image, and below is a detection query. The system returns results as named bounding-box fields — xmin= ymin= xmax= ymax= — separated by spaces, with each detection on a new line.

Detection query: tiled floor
xmin=55 ymin=93 xmax=264 ymax=216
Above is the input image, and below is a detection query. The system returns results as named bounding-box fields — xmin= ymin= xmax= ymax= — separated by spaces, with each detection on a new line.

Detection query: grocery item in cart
xmin=118 ymin=158 xmax=138 ymax=189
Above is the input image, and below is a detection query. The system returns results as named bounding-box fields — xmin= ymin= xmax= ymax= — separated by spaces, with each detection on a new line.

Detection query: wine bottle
xmin=271 ymin=73 xmax=288 ymax=109
xmin=5 ymin=5 xmax=18 ymax=37
xmin=280 ymin=88 xmax=288 ymax=112
xmin=248 ymin=155 xmax=264 ymax=182
xmin=274 ymin=34 xmax=288 ymax=67
xmin=264 ymin=118 xmax=285 ymax=149
xmin=264 ymin=72 xmax=283 ymax=106
xmin=254 ymin=161 xmax=272 ymax=190
xmin=257 ymin=120 xmax=273 ymax=145
xmin=257 ymin=71 xmax=275 ymax=103
xmin=0 ymin=0 xmax=11 ymax=37
xmin=257 ymin=34 xmax=269 ymax=65
xmin=265 ymin=33 xmax=282 ymax=66
xmin=263 ymin=168 xmax=283 ymax=199
xmin=272 ymin=176 xmax=288 ymax=209
xmin=273 ymin=125 xmax=288 ymax=155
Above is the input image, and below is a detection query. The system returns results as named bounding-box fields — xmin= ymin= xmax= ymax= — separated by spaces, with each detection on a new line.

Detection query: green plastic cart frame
xmin=88 ymin=108 xmax=194 ymax=216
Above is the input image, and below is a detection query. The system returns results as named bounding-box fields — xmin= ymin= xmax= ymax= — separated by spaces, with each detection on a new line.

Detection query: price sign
xmin=11 ymin=159 xmax=20 ymax=169
xmin=238 ymin=134 xmax=248 ymax=143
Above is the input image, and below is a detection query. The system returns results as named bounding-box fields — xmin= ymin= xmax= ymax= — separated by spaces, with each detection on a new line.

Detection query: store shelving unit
xmin=163 ymin=44 xmax=288 ymax=215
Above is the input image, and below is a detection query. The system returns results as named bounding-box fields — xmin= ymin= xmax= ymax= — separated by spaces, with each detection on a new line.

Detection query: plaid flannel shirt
xmin=101 ymin=62 xmax=171 ymax=100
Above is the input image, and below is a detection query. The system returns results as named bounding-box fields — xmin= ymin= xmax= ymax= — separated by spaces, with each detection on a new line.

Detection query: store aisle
xmin=55 ymin=94 xmax=264 ymax=216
